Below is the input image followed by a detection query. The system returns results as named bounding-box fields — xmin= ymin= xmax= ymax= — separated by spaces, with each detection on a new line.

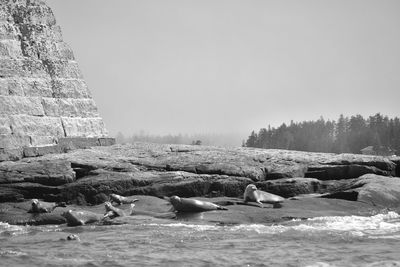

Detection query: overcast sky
xmin=47 ymin=0 xmax=400 ymax=139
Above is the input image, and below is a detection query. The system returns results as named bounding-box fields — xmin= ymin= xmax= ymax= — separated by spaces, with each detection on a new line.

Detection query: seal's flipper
xmin=168 ymin=206 xmax=176 ymax=212
xmin=103 ymin=211 xmax=114 ymax=219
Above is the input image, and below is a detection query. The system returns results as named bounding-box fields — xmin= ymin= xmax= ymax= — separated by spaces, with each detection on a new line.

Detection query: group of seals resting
xmin=28 ymin=187 xmax=286 ymax=226
xmin=61 ymin=201 xmax=131 ymax=226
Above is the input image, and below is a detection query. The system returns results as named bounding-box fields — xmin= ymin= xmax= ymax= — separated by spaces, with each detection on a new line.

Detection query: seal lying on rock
xmin=244 ymin=184 xmax=285 ymax=207
xmin=28 ymin=199 xmax=66 ymax=213
xmin=130 ymin=203 xmax=177 ymax=219
xmin=168 ymin=196 xmax=228 ymax=212
xmin=103 ymin=201 xmax=129 ymax=219
xmin=62 ymin=210 xmax=102 ymax=226
xmin=110 ymin=194 xmax=139 ymax=205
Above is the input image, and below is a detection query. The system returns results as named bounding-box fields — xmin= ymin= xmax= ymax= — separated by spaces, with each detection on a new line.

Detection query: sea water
xmin=1 ymin=212 xmax=400 ymax=267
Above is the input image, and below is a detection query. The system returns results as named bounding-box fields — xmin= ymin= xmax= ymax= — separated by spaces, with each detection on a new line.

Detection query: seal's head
xmin=169 ymin=195 xmax=181 ymax=205
xmin=31 ymin=198 xmax=39 ymax=207
xmin=244 ymin=184 xmax=258 ymax=201
xmin=245 ymin=184 xmax=257 ymax=192
xmin=67 ymin=234 xmax=80 ymax=241
xmin=29 ymin=199 xmax=40 ymax=212
xmin=104 ymin=201 xmax=113 ymax=212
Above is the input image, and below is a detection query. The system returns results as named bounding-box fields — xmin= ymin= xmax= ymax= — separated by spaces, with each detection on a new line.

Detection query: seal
xmin=243 ymin=184 xmax=285 ymax=207
xmin=168 ymin=196 xmax=228 ymax=212
xmin=129 ymin=204 xmax=177 ymax=219
xmin=62 ymin=210 xmax=102 ymax=226
xmin=28 ymin=199 xmax=66 ymax=213
xmin=109 ymin=194 xmax=139 ymax=205
xmin=103 ymin=201 xmax=127 ymax=219
xmin=66 ymin=234 xmax=80 ymax=241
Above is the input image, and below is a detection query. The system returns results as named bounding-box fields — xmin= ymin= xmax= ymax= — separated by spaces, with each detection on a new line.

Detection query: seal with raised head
xmin=28 ymin=199 xmax=66 ymax=213
xmin=103 ymin=201 xmax=128 ymax=219
xmin=168 ymin=196 xmax=228 ymax=212
xmin=244 ymin=184 xmax=285 ymax=207
xmin=109 ymin=194 xmax=139 ymax=205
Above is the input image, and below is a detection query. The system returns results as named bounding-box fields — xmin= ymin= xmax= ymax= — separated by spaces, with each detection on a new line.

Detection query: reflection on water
xmin=1 ymin=212 xmax=400 ymax=267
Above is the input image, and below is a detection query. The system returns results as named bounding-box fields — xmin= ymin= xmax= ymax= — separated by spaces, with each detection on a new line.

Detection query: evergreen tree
xmin=245 ymin=113 xmax=400 ymax=155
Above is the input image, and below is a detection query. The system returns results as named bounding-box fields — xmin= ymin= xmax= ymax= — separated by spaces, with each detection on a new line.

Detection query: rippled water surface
xmin=2 ymin=212 xmax=400 ymax=267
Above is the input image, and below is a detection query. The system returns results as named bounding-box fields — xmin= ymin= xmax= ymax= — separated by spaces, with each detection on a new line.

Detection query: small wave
xmin=145 ymin=212 xmax=400 ymax=238
xmin=305 ymin=211 xmax=400 ymax=237
xmin=0 ymin=249 xmax=28 ymax=257
xmin=147 ymin=222 xmax=220 ymax=231
xmin=229 ymin=211 xmax=400 ymax=238
xmin=365 ymin=261 xmax=400 ymax=267
xmin=0 ymin=222 xmax=29 ymax=236
xmin=304 ymin=262 xmax=338 ymax=267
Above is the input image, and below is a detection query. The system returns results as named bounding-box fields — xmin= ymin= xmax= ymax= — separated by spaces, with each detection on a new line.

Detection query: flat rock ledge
xmin=1 ymin=143 xmax=400 ymax=225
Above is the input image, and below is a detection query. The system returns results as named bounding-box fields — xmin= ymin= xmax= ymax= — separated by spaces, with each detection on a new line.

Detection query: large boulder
xmin=322 ymin=174 xmax=400 ymax=208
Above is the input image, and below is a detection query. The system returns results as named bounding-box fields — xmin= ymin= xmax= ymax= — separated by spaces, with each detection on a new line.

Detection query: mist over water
xmin=2 ymin=212 xmax=400 ymax=266
xmin=114 ymin=131 xmax=247 ymax=147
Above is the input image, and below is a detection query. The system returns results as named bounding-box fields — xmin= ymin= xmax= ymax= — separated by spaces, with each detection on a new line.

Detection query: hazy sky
xmin=47 ymin=0 xmax=400 ymax=138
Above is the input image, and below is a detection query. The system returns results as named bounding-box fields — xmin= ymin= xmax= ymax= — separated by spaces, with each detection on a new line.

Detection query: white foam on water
xmin=231 ymin=211 xmax=400 ymax=238
xmin=0 ymin=222 xmax=29 ymax=236
xmin=305 ymin=211 xmax=400 ymax=237
xmin=365 ymin=261 xmax=400 ymax=267
xmin=304 ymin=262 xmax=338 ymax=267
xmin=148 ymin=222 xmax=220 ymax=231
xmin=147 ymin=212 xmax=400 ymax=238
xmin=0 ymin=249 xmax=28 ymax=257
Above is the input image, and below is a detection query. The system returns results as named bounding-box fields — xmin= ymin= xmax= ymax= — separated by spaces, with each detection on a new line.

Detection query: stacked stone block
xmin=0 ymin=0 xmax=112 ymax=161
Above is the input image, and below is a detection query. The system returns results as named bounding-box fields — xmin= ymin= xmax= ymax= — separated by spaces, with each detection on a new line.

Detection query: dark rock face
xmin=0 ymin=143 xmax=398 ymax=207
xmin=390 ymin=156 xmax=400 ymax=177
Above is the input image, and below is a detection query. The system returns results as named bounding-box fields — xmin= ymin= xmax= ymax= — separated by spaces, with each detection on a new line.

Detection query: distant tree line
xmin=244 ymin=113 xmax=400 ymax=155
xmin=114 ymin=131 xmax=242 ymax=147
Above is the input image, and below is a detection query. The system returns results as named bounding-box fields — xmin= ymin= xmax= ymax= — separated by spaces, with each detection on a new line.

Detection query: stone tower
xmin=0 ymin=0 xmax=113 ymax=161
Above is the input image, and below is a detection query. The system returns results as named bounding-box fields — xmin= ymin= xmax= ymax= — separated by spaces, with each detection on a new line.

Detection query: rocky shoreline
xmin=1 ymin=143 xmax=400 ymax=226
